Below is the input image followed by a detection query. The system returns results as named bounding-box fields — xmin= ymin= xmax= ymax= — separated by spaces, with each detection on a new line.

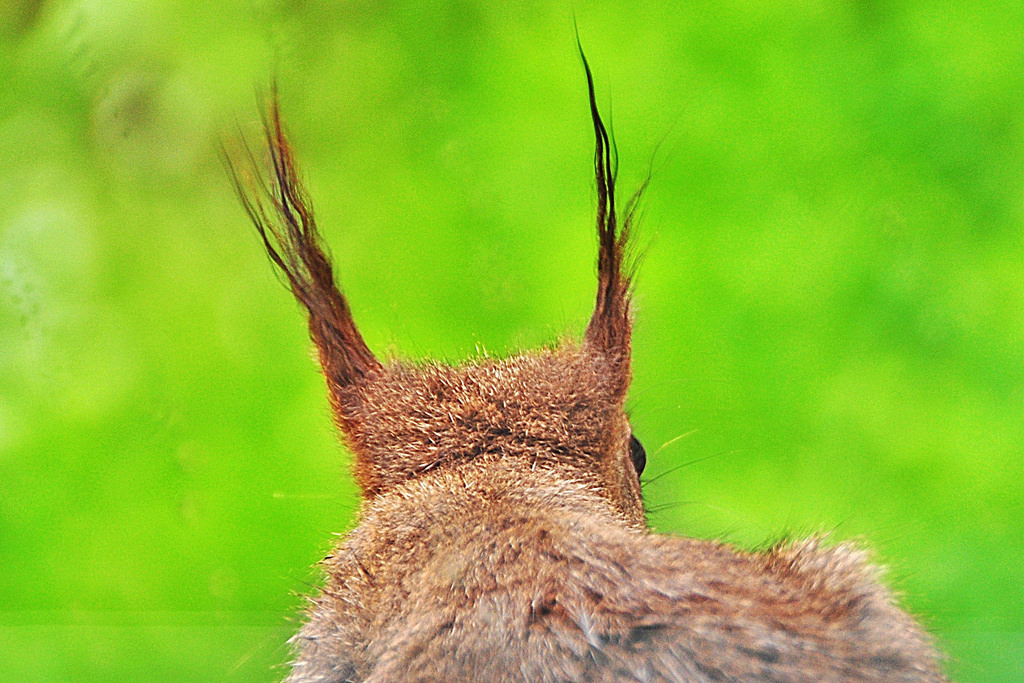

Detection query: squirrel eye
xmin=629 ymin=434 xmax=646 ymax=477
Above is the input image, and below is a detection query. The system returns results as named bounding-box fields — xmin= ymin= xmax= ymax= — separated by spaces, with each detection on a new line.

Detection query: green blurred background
xmin=2 ymin=1 xmax=1022 ymax=680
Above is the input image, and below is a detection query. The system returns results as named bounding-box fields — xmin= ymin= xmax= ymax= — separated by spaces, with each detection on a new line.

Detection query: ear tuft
xmin=225 ymin=86 xmax=380 ymax=423
xmin=578 ymin=47 xmax=645 ymax=377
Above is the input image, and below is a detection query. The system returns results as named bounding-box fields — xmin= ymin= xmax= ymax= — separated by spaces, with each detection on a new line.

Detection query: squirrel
xmin=227 ymin=51 xmax=948 ymax=683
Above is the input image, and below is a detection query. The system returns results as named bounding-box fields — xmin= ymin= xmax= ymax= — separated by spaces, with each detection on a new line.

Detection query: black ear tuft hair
xmin=577 ymin=44 xmax=646 ymax=381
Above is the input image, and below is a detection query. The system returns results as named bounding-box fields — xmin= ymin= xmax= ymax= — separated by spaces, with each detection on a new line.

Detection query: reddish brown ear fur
xmin=580 ymin=48 xmax=646 ymax=390
xmin=225 ymin=88 xmax=381 ymax=434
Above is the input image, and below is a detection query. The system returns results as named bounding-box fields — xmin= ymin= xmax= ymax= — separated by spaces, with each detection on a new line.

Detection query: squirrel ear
xmin=225 ymin=87 xmax=380 ymax=421
xmin=579 ymin=48 xmax=644 ymax=374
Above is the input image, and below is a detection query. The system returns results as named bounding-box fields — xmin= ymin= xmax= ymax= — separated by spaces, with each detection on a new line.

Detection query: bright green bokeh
xmin=2 ymin=2 xmax=1022 ymax=680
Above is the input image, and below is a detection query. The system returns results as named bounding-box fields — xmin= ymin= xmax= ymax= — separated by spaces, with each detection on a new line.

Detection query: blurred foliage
xmin=1 ymin=1 xmax=1022 ymax=680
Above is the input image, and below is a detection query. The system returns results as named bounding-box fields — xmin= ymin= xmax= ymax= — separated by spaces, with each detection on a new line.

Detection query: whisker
xmin=643 ymin=447 xmax=747 ymax=487
xmin=645 ymin=500 xmax=702 ymax=515
xmin=653 ymin=428 xmax=698 ymax=455
xmin=272 ymin=492 xmax=338 ymax=500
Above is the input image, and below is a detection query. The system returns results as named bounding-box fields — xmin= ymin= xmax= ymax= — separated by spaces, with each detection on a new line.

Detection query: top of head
xmin=226 ymin=51 xmax=648 ymax=527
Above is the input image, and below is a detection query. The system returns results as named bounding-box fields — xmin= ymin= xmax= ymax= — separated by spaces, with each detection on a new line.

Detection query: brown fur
xmin=228 ymin=54 xmax=948 ymax=682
